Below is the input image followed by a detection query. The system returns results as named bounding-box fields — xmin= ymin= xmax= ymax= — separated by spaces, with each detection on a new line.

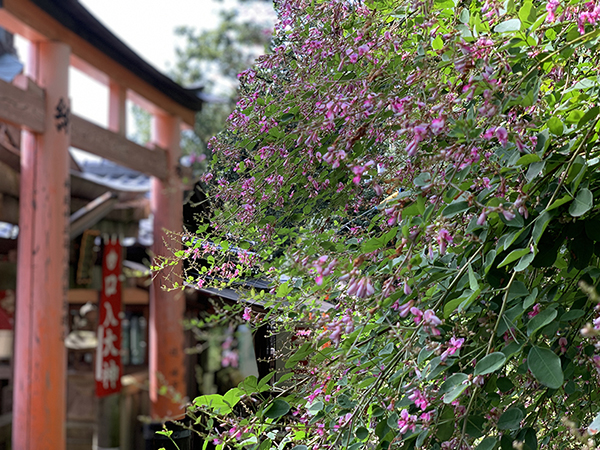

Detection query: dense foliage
xmin=174 ymin=0 xmax=600 ymax=448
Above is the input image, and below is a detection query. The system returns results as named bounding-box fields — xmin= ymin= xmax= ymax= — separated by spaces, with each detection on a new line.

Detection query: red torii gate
xmin=0 ymin=0 xmax=203 ymax=448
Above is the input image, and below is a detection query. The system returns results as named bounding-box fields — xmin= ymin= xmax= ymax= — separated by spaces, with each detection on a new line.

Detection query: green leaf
xmin=579 ymin=106 xmax=599 ymax=128
xmin=258 ymin=372 xmax=276 ymax=391
xmin=527 ymin=308 xmax=557 ymax=336
xmin=440 ymin=373 xmax=469 ymax=403
xmin=442 ymin=201 xmax=470 ymax=218
xmin=497 ymin=377 xmax=515 ymax=393
xmin=307 ymin=401 xmax=323 ymax=413
xmin=494 ymin=18 xmax=521 ymax=32
xmin=440 ymin=373 xmax=469 ymax=394
xmin=224 ymin=388 xmax=243 ymax=409
xmin=356 ymin=427 xmax=369 ymax=440
xmin=568 ymin=78 xmax=596 ymax=91
xmin=468 ymin=264 xmax=479 ymax=291
xmin=475 ymin=352 xmax=507 ymax=375
xmin=569 ymin=188 xmax=593 ymax=217
xmin=466 ymin=415 xmax=486 ymax=438
xmin=497 ymin=408 xmax=524 ymax=430
xmin=526 ymin=161 xmax=545 ymax=181
xmin=443 ymin=382 xmax=469 ymax=404
xmin=498 ymin=248 xmax=531 ymax=268
xmin=523 ymin=288 xmax=538 ymax=310
xmin=414 ymin=172 xmax=432 ymax=187
xmin=476 ymin=437 xmax=497 ymax=450
xmin=518 ymin=1 xmax=536 ymax=25
xmin=566 ymin=110 xmax=584 ymax=124
xmin=547 ymin=194 xmax=573 ymax=211
xmin=547 ymin=116 xmax=564 ymax=136
xmin=528 ymin=346 xmax=564 ymax=389
xmin=264 ymin=399 xmax=290 ymax=419
xmin=436 ymin=406 xmax=455 ymax=441
xmin=239 ymin=375 xmax=259 ymax=393
xmin=514 ymin=252 xmax=535 ymax=271
xmin=532 ymin=211 xmax=552 ymax=244
xmin=432 ymin=36 xmax=443 ymax=50
xmin=358 ymin=377 xmax=377 ymax=388
xmin=516 ymin=154 xmax=541 ymax=166
xmin=560 ymin=309 xmax=585 ymax=322
xmin=279 ymin=113 xmax=295 ymax=123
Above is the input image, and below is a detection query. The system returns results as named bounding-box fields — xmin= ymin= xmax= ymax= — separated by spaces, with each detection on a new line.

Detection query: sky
xmin=76 ymin=0 xmax=224 ymax=130
xmin=79 ymin=0 xmax=222 ymax=72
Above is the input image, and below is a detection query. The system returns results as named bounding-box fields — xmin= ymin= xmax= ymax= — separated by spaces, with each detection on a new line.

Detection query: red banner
xmin=96 ymin=237 xmax=123 ymax=397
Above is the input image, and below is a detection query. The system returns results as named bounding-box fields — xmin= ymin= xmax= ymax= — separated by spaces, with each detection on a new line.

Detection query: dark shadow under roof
xmin=27 ymin=0 xmax=204 ymax=112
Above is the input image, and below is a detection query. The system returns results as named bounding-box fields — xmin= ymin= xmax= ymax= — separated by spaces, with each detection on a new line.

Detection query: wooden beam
xmin=70 ymin=114 xmax=168 ymax=180
xmin=0 ymin=0 xmax=197 ymax=126
xmin=0 ymin=76 xmax=45 ymax=133
xmin=68 ymin=288 xmax=149 ymax=305
xmin=0 ymin=80 xmax=167 ymax=179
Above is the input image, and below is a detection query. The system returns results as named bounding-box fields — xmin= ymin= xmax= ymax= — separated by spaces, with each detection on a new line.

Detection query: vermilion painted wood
xmin=108 ymin=80 xmax=127 ymax=136
xmin=149 ymin=112 xmax=186 ymax=420
xmin=70 ymin=114 xmax=169 ymax=180
xmin=13 ymin=41 xmax=70 ymax=450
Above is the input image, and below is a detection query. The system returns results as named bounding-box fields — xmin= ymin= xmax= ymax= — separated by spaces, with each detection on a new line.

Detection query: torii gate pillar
xmin=13 ymin=41 xmax=71 ymax=450
xmin=149 ymin=112 xmax=186 ymax=419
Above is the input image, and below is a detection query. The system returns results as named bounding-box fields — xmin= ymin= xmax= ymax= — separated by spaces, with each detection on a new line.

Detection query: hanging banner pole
xmin=96 ymin=235 xmax=123 ymax=397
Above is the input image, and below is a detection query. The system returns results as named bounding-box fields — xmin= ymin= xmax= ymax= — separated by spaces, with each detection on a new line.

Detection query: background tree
xmin=131 ymin=0 xmax=274 ymax=168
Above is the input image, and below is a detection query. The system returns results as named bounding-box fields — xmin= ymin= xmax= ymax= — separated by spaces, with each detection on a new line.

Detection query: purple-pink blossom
xmin=397 ymin=409 xmax=417 ymax=434
xmin=441 ymin=336 xmax=465 ymax=361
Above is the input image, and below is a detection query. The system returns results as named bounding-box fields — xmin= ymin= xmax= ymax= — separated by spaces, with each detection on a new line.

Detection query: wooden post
xmin=149 ymin=112 xmax=185 ymax=419
xmin=108 ymin=80 xmax=127 ymax=136
xmin=103 ymin=78 xmax=127 ymax=450
xmin=13 ymin=40 xmax=71 ymax=450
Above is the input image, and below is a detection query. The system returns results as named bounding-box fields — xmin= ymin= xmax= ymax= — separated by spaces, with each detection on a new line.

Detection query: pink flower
xmin=420 ymin=411 xmax=433 ymax=422
xmin=404 ymin=281 xmax=413 ymax=296
xmin=411 ymin=307 xmax=423 ymax=324
xmin=430 ymin=117 xmax=445 ymax=134
xmin=477 ymin=211 xmax=487 ymax=226
xmin=439 ymin=228 xmax=453 ymax=243
xmin=397 ymin=409 xmax=417 ymax=434
xmin=408 ymin=389 xmax=429 ymax=410
xmin=496 ymin=127 xmax=508 ymax=146
xmin=559 ymin=337 xmax=568 ymax=353
xmin=423 ymin=309 xmax=442 ymax=326
xmin=528 ymin=303 xmax=541 ymax=319
xmin=502 ymin=209 xmax=516 ymax=222
xmin=398 ymin=300 xmax=414 ymax=318
xmin=546 ymin=0 xmax=560 ymax=22
xmin=357 ymin=44 xmax=370 ymax=56
xmin=441 ymin=336 xmax=465 ymax=360
xmin=243 ymin=307 xmax=252 ymax=321
xmin=406 ymin=139 xmax=418 ymax=157
xmin=437 ymin=228 xmax=453 ymax=256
